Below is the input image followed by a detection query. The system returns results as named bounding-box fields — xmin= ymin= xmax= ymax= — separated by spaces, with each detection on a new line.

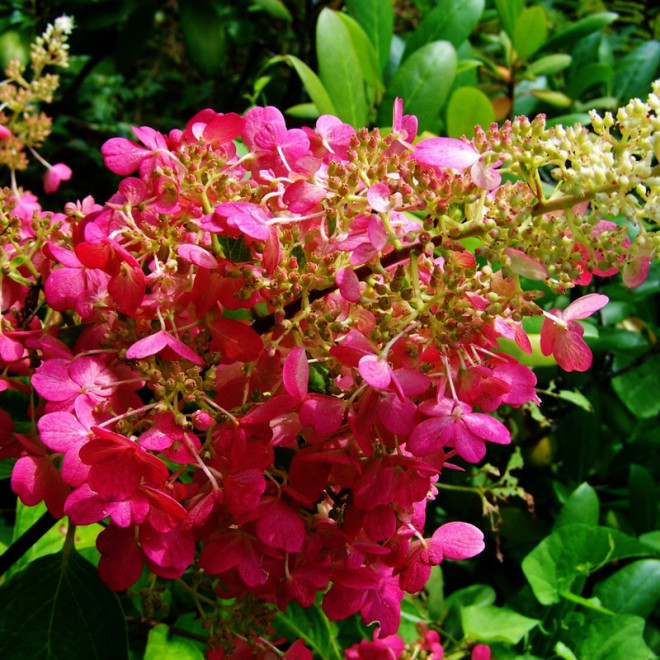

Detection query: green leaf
xmin=426 ymin=565 xmax=444 ymax=620
xmin=565 ymin=62 xmax=613 ymax=100
xmin=461 ymin=605 xmax=539 ymax=644
xmin=0 ymin=549 xmax=128 ymax=660
xmin=285 ymin=103 xmax=320 ymax=119
xmin=541 ymin=12 xmax=618 ymax=53
xmin=628 ymin=464 xmax=658 ymax=535
xmin=554 ymin=389 xmax=593 ymax=412
xmin=512 ymin=6 xmax=547 ymax=59
xmin=251 ymin=0 xmax=292 ymax=22
xmin=545 ymin=113 xmax=591 ymax=128
xmin=377 ymin=40 xmax=457 ymax=133
xmin=335 ymin=12 xmax=384 ymax=97
xmin=528 ymin=89 xmax=572 ymax=107
xmin=403 ymin=0 xmax=484 ymax=59
xmin=494 ymin=0 xmax=523 ymax=40
xmin=611 ymin=352 xmax=660 ymax=419
xmin=446 ymin=86 xmax=494 ymax=138
xmin=594 ymin=560 xmax=660 ymax=618
xmin=179 ymin=0 xmax=227 ymax=78
xmin=144 ymin=624 xmax=205 ymax=660
xmin=316 ymin=8 xmax=369 ymax=127
xmin=345 ymin=0 xmax=393 ymax=71
xmin=283 ymin=55 xmax=337 ymax=117
xmin=0 ymin=459 xmax=15 ymax=480
xmin=576 ymin=614 xmax=654 ymax=659
xmin=527 ymin=54 xmax=572 ymax=76
xmin=612 ymin=40 xmax=660 ymax=103
xmin=522 ymin=523 xmax=656 ymax=605
xmin=555 ymin=483 xmax=600 ymax=529
xmin=274 ymin=601 xmax=342 ymax=660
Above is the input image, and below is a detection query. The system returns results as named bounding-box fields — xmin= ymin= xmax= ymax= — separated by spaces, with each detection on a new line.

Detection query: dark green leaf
xmin=628 ymin=464 xmax=658 ymax=534
xmin=612 ymin=41 xmax=660 ymax=103
xmin=461 ymin=605 xmax=539 ymax=644
xmin=541 ymin=12 xmax=618 ymax=53
xmin=345 ymin=0 xmax=393 ymax=71
xmin=594 ymin=560 xmax=660 ymax=618
xmin=522 ymin=523 xmax=656 ymax=605
xmin=576 ymin=614 xmax=654 ymax=659
xmin=316 ymin=8 xmax=368 ymax=127
xmin=554 ymin=483 xmax=600 ymax=529
xmin=403 ymin=0 xmax=484 ymax=59
xmin=0 ymin=549 xmax=128 ymax=660
xmin=179 ymin=0 xmax=227 ymax=78
xmin=446 ymin=86 xmax=495 ymax=138
xmin=512 ymin=6 xmax=547 ymax=59
xmin=611 ymin=352 xmax=660 ymax=419
xmin=251 ymin=0 xmax=292 ymax=22
xmin=274 ymin=601 xmax=342 ymax=660
xmin=378 ymin=40 xmax=457 ymax=132
xmin=283 ymin=56 xmax=337 ymax=117
xmin=494 ymin=0 xmax=523 ymax=40
xmin=0 ymin=459 xmax=14 ymax=480
xmin=566 ymin=62 xmax=613 ymax=100
xmin=144 ymin=624 xmax=204 ymax=660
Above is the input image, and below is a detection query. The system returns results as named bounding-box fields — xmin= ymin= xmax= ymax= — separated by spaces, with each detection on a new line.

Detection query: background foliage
xmin=0 ymin=1 xmax=659 ymax=658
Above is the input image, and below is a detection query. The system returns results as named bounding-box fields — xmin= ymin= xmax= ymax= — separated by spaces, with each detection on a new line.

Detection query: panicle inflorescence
xmin=1 ymin=78 xmax=659 ymax=656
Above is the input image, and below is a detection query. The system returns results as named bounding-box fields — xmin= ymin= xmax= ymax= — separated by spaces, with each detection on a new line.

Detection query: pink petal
xmin=358 ymin=354 xmax=392 ymax=390
xmin=555 ymin=331 xmax=593 ymax=372
xmin=563 ymin=293 xmax=609 ymax=321
xmin=255 ymin=498 xmax=305 ymax=552
xmin=177 ymin=243 xmax=217 ymax=269
xmin=463 ymin=412 xmax=511 ymax=445
xmin=283 ymin=347 xmax=309 ymax=400
xmin=504 ymin=248 xmax=548 ymax=280
xmin=367 ymin=184 xmax=392 ymax=213
xmin=432 ymin=521 xmax=485 ymax=560
xmin=336 ymin=267 xmax=361 ymax=303
xmin=414 ymin=137 xmax=480 ymax=170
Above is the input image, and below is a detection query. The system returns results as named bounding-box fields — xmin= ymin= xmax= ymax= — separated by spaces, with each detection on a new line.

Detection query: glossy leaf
xmin=461 ymin=605 xmax=539 ymax=644
xmin=522 ymin=523 xmax=656 ymax=605
xmin=541 ymin=12 xmax=618 ymax=53
xmin=612 ymin=40 xmax=660 ymax=102
xmin=274 ymin=601 xmax=343 ymax=660
xmin=594 ymin=560 xmax=660 ymax=618
xmin=554 ymin=483 xmax=599 ymax=529
xmin=144 ymin=624 xmax=205 ymax=660
xmin=317 ymin=8 xmax=368 ymax=127
xmin=377 ymin=40 xmax=457 ymax=132
xmin=494 ymin=0 xmax=523 ymax=40
xmin=179 ymin=0 xmax=226 ymax=78
xmin=628 ymin=464 xmax=658 ymax=535
xmin=346 ymin=0 xmax=393 ymax=71
xmin=576 ymin=614 xmax=654 ymax=659
xmin=611 ymin=352 xmax=660 ymax=419
xmin=251 ymin=0 xmax=292 ymax=22
xmin=446 ymin=86 xmax=495 ymax=138
xmin=566 ymin=62 xmax=613 ymax=100
xmin=283 ymin=55 xmax=337 ymax=117
xmin=0 ymin=549 xmax=127 ymax=660
xmin=513 ymin=6 xmax=547 ymax=60
xmin=403 ymin=0 xmax=484 ymax=59
xmin=527 ymin=54 xmax=572 ymax=77
xmin=335 ymin=12 xmax=384 ymax=97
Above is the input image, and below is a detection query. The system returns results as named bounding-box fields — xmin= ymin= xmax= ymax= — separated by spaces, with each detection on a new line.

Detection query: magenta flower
xmin=540 ymin=293 xmax=608 ymax=372
xmin=414 ymin=137 xmax=501 ymax=190
xmin=43 ymin=163 xmax=72 ymax=193
xmin=407 ymin=397 xmax=511 ymax=462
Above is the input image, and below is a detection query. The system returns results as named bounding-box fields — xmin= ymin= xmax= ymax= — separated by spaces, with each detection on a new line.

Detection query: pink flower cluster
xmin=0 ymin=99 xmax=639 ymax=654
